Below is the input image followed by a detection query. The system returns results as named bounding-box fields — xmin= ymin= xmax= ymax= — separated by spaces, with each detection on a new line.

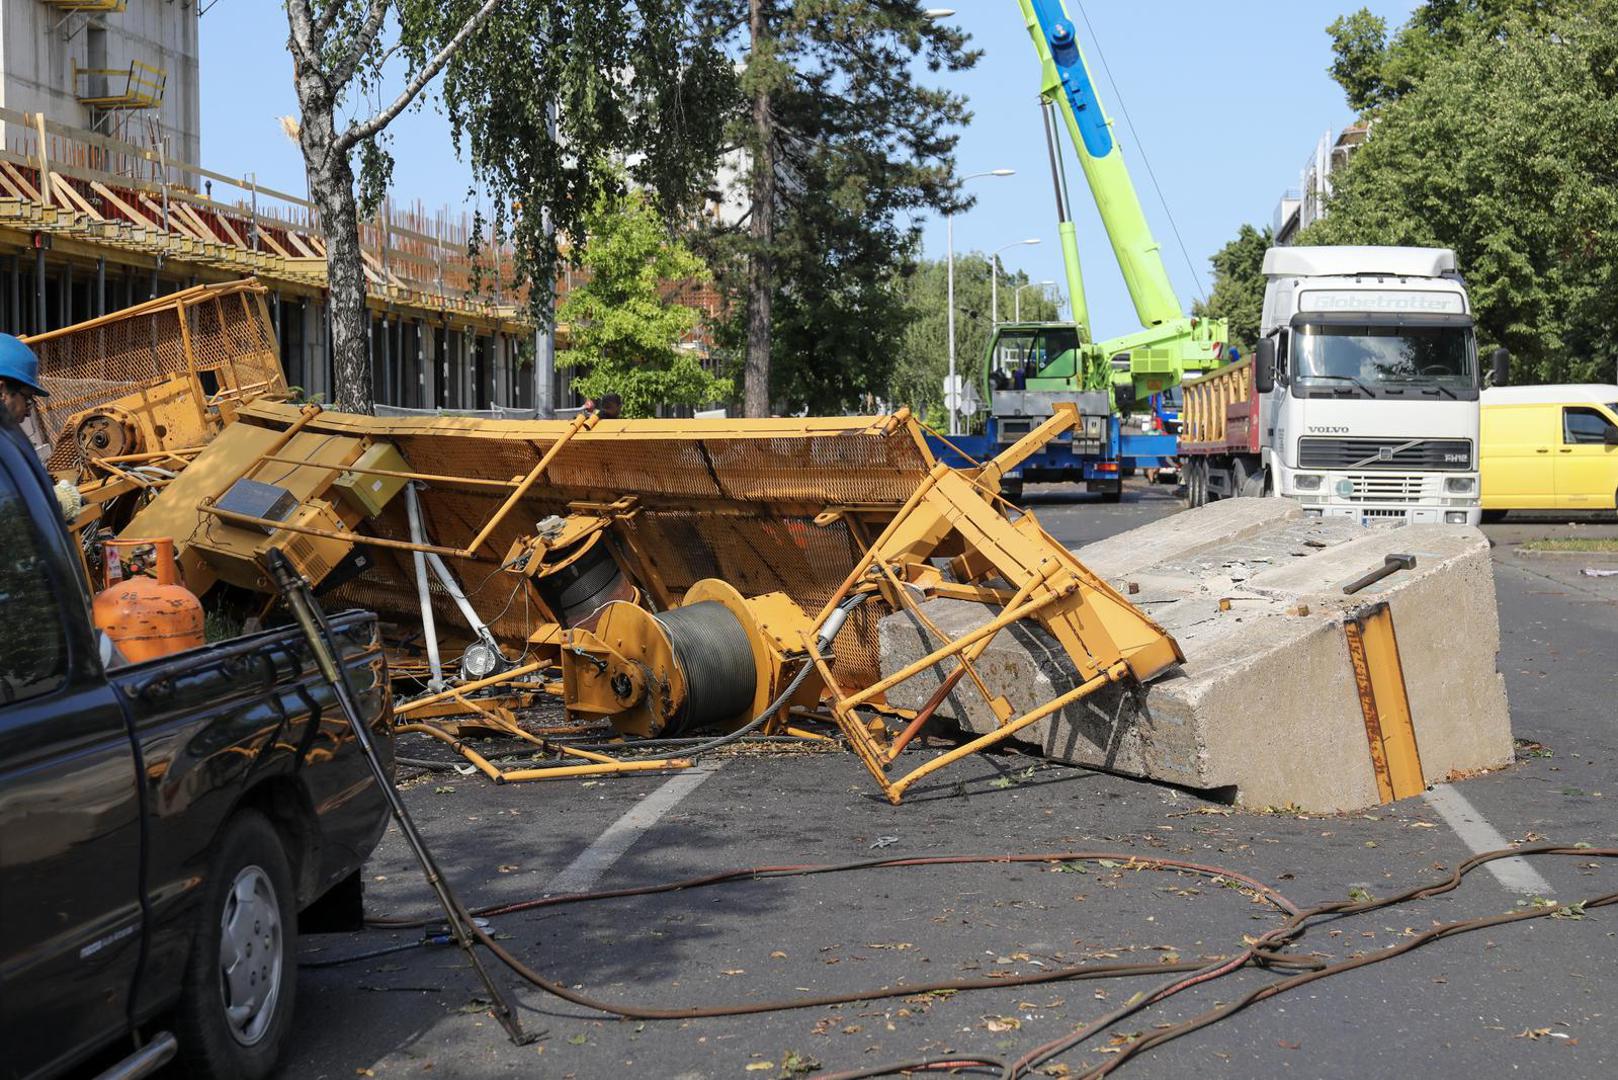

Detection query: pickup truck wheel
xmin=177 ymin=810 xmax=296 ymax=1080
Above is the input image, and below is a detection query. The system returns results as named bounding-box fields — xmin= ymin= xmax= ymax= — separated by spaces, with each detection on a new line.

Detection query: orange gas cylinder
xmin=93 ymin=538 xmax=206 ymax=662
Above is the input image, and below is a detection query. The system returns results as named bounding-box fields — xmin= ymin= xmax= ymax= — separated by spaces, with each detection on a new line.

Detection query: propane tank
xmin=93 ymin=538 xmax=206 ymax=662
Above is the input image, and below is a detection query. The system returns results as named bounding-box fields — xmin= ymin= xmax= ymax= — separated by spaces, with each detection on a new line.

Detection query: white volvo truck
xmin=1181 ymin=246 xmax=1492 ymax=526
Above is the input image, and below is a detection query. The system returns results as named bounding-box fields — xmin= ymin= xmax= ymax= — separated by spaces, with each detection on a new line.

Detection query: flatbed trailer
xmin=1178 ymin=357 xmax=1260 ymax=505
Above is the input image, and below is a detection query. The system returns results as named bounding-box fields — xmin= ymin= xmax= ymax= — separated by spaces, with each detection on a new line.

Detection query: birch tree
xmin=283 ymin=1 xmax=730 ymax=413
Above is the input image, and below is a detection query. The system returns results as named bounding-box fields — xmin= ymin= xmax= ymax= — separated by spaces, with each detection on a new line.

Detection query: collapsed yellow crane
xmin=116 ymin=396 xmax=1181 ymax=802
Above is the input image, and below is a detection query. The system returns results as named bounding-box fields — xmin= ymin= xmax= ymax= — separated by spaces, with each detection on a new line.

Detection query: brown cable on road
xmin=362 ymin=851 xmax=1297 ymax=1021
xmin=814 ymin=845 xmax=1618 ymax=1080
xmin=366 ymin=850 xmax=1298 ymax=927
xmin=1069 ymin=846 xmax=1618 ymax=1080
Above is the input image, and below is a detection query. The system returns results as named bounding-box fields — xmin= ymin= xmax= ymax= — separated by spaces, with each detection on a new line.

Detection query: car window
xmin=0 ymin=466 xmax=68 ymax=705
xmin=1564 ymin=406 xmax=1616 ymax=445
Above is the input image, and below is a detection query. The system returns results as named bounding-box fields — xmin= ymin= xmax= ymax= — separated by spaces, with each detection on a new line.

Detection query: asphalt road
xmin=276 ymin=483 xmax=1617 ymax=1080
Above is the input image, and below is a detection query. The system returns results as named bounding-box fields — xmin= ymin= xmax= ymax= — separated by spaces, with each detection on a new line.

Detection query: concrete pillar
xmin=322 ymin=300 xmax=333 ymax=401
xmin=34 ymin=245 xmax=46 ymax=333
xmin=536 ymin=327 xmax=553 ymax=416
xmin=491 ymin=333 xmax=506 ymax=407
xmin=7 ymin=256 xmax=18 ymax=335
xmin=96 ymin=257 xmax=106 ymax=317
xmin=423 ymin=324 xmax=434 ymax=409
xmin=381 ymin=313 xmax=393 ymax=406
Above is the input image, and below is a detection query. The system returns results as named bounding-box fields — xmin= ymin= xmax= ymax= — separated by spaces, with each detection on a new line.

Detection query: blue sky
xmin=200 ymin=1 xmax=1418 ymax=341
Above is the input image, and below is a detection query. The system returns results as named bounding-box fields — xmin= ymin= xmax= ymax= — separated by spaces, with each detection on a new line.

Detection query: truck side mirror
xmin=1254 ymin=338 xmax=1276 ymax=394
xmin=1489 ymin=347 xmax=1510 ymax=388
xmin=1605 ymin=425 xmax=1618 ymax=447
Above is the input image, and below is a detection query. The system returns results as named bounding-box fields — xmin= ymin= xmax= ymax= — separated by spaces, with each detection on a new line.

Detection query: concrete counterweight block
xmin=877 ymin=499 xmax=1513 ymax=812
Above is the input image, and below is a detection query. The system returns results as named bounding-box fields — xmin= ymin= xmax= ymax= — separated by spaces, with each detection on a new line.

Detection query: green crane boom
xmin=1018 ymin=0 xmax=1180 ymax=330
xmin=1001 ymin=0 xmax=1228 ymax=403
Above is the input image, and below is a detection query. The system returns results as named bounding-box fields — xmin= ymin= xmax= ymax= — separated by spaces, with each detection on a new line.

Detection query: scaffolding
xmin=73 ymin=61 xmax=167 ymax=111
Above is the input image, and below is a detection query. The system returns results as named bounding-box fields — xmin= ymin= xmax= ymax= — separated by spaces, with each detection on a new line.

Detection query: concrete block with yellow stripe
xmin=879 ymin=498 xmax=1512 ymax=811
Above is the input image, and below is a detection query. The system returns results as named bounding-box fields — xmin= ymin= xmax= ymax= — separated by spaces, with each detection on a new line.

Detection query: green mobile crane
xmin=930 ymin=0 xmax=1228 ymax=499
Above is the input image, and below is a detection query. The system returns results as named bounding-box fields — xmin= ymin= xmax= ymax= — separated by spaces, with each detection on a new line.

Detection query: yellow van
xmin=1481 ymin=384 xmax=1618 ymax=517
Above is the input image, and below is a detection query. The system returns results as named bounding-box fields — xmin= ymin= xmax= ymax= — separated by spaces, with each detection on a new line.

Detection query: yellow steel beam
xmin=1343 ymin=603 xmax=1424 ymax=803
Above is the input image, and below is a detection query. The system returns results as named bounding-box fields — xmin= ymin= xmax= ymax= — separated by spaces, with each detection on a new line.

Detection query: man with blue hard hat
xmin=0 ymin=333 xmax=54 ymax=462
xmin=0 ymin=333 xmax=49 ymax=425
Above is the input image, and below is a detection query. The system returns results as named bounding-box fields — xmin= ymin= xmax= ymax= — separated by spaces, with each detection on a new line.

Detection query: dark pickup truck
xmin=0 ymin=414 xmax=394 ymax=1080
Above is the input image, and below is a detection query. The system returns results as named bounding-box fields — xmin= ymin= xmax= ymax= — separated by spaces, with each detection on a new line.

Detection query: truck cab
xmin=1258 ymin=246 xmax=1482 ymax=526
xmin=969 ymin=322 xmax=1116 ymax=500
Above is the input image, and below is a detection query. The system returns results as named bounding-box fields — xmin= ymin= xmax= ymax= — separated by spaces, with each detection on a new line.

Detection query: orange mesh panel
xmin=27 ymin=280 xmax=287 ymax=470
xmin=171 ymin=403 xmax=935 ymax=688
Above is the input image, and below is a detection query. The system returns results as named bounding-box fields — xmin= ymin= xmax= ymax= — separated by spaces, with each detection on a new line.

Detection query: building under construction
xmin=0 ymin=0 xmax=543 ymax=413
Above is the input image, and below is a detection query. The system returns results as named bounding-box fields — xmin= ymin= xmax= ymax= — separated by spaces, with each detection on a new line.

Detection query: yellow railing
xmin=73 ymin=61 xmax=166 ymax=110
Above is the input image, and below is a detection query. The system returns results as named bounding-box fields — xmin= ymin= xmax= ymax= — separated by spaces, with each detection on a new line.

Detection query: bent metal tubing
xmin=396 ymin=721 xmax=692 ymax=783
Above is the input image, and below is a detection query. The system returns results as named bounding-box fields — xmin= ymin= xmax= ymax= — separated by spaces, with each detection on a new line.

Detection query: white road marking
xmin=1423 ymin=783 xmax=1555 ymax=896
xmin=544 ymin=765 xmax=720 ymax=895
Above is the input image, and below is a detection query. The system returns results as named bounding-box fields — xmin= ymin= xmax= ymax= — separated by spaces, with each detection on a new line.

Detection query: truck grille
xmin=1298 ymin=437 xmax=1472 ymax=471
xmin=1346 ymin=474 xmax=1426 ymax=503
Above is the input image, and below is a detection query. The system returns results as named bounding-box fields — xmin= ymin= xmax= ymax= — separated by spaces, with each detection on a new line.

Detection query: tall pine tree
xmin=695 ymin=1 xmax=979 ymax=416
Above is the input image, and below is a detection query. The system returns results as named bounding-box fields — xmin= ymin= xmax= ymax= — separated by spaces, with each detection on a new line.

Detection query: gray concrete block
xmin=877 ymin=503 xmax=1514 ymax=812
xmin=1076 ymin=496 xmax=1301 ymax=580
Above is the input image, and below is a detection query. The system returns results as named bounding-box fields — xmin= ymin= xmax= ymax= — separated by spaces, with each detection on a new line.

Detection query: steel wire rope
xmin=401 ymin=592 xmax=868 ymax=778
xmin=812 ymin=844 xmax=1618 ymax=1080
xmin=444 ymin=850 xmax=1298 ymax=1021
xmin=359 ymin=851 xmax=1301 ymax=1026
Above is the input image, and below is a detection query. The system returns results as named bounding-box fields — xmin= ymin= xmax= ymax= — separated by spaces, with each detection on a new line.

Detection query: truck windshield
xmin=1294 ymin=324 xmax=1475 ymax=392
xmin=990 ymin=327 xmax=1082 ymax=387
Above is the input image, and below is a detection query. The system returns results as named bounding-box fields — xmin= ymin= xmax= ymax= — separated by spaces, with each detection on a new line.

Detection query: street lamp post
xmin=946 ymin=169 xmax=1014 ymax=435
xmin=1014 ymin=280 xmax=1056 ymax=322
xmin=990 ymin=238 xmax=1040 ymax=333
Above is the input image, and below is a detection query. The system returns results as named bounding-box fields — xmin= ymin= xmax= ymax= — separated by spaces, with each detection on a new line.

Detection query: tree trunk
xmin=744 ymin=0 xmax=774 ymax=419
xmin=310 ymin=163 xmax=373 ymax=414
xmin=293 ymin=69 xmax=374 ymax=414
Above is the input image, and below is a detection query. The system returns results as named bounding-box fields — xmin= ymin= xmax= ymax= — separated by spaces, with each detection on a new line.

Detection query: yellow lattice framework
xmin=27 ymin=279 xmax=287 ymax=474
xmin=73 ymin=61 xmax=166 ymax=111
xmin=120 ymin=401 xmax=1182 ymax=800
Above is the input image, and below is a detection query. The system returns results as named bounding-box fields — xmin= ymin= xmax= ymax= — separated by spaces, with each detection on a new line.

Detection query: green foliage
xmin=1327 ymin=1 xmax=1585 ymax=114
xmin=439 ymin=1 xmax=735 ymax=319
xmin=1191 ymin=224 xmax=1271 ymax=358
xmin=299 ymin=1 xmax=731 ymax=322
xmin=560 ymin=189 xmax=728 ymax=417
xmin=890 ymin=255 xmax=1062 ymax=424
xmin=287 ymin=2 xmax=732 ymax=413
xmin=1327 ymin=10 xmax=1391 ymax=112
xmin=696 ymin=0 xmax=981 ymax=414
xmin=1308 ymin=0 xmax=1618 ymax=382
xmin=764 ymin=195 xmax=916 ymax=416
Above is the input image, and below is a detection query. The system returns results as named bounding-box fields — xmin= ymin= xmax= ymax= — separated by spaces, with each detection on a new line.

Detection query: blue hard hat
xmin=0 ymin=334 xmax=48 ymax=397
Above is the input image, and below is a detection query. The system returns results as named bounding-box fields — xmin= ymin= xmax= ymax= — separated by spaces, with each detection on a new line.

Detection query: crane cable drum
xmin=653 ymin=601 xmax=758 ymax=736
